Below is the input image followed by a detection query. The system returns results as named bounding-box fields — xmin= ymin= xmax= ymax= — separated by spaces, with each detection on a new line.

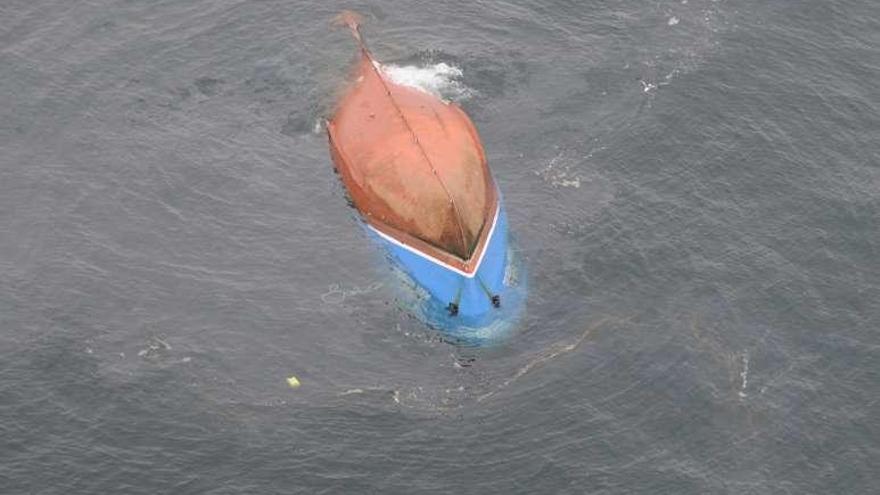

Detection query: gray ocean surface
xmin=2 ymin=1 xmax=879 ymax=493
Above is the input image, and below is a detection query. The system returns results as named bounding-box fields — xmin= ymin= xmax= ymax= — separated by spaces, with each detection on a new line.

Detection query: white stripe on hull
xmin=367 ymin=203 xmax=501 ymax=279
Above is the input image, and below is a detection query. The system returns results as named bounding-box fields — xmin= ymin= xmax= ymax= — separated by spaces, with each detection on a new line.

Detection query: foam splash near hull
xmin=379 ymin=62 xmax=472 ymax=102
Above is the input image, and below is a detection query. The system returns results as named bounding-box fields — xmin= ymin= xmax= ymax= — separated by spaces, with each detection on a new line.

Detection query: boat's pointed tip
xmin=333 ymin=10 xmax=364 ymax=41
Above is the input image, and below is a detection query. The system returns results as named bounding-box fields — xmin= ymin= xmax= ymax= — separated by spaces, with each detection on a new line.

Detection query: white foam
xmin=739 ymin=352 xmax=749 ymax=398
xmin=536 ymin=150 xmax=584 ymax=188
xmin=379 ymin=62 xmax=471 ymax=101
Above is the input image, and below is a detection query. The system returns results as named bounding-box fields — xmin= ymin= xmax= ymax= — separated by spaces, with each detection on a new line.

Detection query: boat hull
xmin=326 ymin=13 xmax=525 ymax=344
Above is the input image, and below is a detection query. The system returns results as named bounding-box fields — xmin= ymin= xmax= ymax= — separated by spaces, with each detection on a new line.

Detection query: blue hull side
xmin=366 ymin=201 xmax=525 ymax=344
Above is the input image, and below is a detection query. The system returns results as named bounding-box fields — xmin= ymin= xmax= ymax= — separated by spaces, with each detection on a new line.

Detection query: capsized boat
xmin=326 ymin=12 xmax=525 ymax=341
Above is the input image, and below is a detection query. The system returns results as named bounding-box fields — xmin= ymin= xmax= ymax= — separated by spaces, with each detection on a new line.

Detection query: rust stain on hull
xmin=327 ymin=12 xmax=497 ymax=273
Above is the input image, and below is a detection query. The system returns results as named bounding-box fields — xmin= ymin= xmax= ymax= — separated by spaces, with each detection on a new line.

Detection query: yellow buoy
xmin=286 ymin=375 xmax=301 ymax=388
